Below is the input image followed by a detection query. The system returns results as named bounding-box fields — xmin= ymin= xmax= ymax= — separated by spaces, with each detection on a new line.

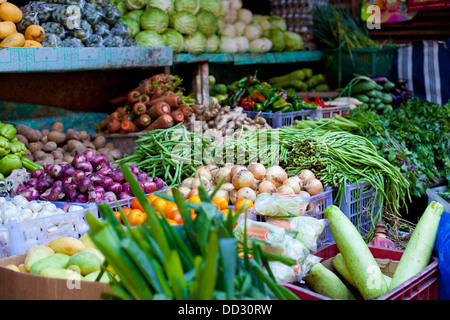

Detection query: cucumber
xmin=305 ymin=262 xmax=356 ymax=300
xmin=348 ymin=80 xmax=377 ymax=95
xmin=383 ymin=81 xmax=395 ymax=90
xmin=354 ymin=94 xmax=369 ymax=103
xmin=371 ymin=98 xmax=381 ymax=105
xmin=381 ymin=92 xmax=393 ymax=104
xmin=324 ymin=205 xmax=388 ymax=299
xmin=376 ymin=84 xmax=384 ymax=91
xmin=388 ymin=201 xmax=444 ymax=291
xmin=333 ymin=253 xmax=392 ymax=288
xmin=269 ymin=70 xmax=306 ymax=84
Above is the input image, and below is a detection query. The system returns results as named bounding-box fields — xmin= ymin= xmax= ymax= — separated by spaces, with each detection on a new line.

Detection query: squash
xmin=0 ymin=32 xmax=25 ymax=47
xmin=0 ymin=20 xmax=15 ymax=39
xmin=0 ymin=2 xmax=23 ymax=23
xmin=24 ymin=25 xmax=45 ymax=42
xmin=23 ymin=39 xmax=43 ymax=47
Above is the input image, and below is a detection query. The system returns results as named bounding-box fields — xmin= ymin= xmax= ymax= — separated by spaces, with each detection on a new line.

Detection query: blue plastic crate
xmin=244 ymin=110 xmax=315 ymax=128
xmin=333 ymin=181 xmax=383 ymax=239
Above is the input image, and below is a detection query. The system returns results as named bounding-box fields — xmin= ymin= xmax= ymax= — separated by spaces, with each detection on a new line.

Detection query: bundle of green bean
xmin=114 ymin=124 xmax=213 ymax=187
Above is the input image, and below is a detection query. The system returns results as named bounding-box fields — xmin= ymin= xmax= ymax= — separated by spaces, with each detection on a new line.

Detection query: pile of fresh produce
xmin=15 ymin=122 xmax=124 ymax=167
xmin=338 ymin=76 xmax=413 ymax=114
xmin=16 ymin=150 xmax=165 ymax=203
xmin=0 ymin=195 xmax=86 ymax=225
xmin=220 ymin=74 xmax=318 ymax=113
xmin=187 ymin=101 xmax=271 ymax=137
xmin=0 ymin=122 xmax=42 ymax=181
xmin=267 ymin=69 xmax=328 ymax=93
xmin=296 ymin=98 xmax=450 ymax=197
xmin=83 ymin=165 xmax=299 ymax=300
xmin=178 ymin=163 xmax=325 ymax=207
xmin=18 ymin=0 xmax=136 ymax=47
xmin=98 ymin=73 xmax=195 ymax=134
xmin=4 ymin=235 xmax=110 ymax=283
xmin=116 ymin=0 xmax=303 ymax=53
xmin=0 ymin=1 xmax=46 ymax=47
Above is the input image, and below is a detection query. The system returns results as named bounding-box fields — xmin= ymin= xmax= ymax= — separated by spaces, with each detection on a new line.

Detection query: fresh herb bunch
xmin=85 ymin=164 xmax=299 ymax=300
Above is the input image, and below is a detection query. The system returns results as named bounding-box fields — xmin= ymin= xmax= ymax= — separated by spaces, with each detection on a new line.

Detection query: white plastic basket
xmin=314 ymin=104 xmax=351 ymax=119
xmin=0 ymin=201 xmax=98 ymax=258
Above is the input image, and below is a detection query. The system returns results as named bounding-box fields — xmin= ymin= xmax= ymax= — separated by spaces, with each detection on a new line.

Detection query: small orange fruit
xmin=212 ymin=197 xmax=228 ymax=210
xmin=235 ymin=199 xmax=254 ymax=213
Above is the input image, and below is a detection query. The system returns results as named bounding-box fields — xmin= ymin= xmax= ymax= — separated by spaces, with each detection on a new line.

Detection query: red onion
xmin=72 ymin=170 xmax=86 ymax=184
xmin=122 ymin=182 xmax=131 ymax=194
xmin=101 ymin=176 xmax=114 ymax=189
xmin=49 ymin=185 xmax=65 ymax=201
xmin=43 ymin=164 xmax=53 ymax=173
xmin=153 ymin=177 xmax=164 ymax=190
xmin=26 ymin=178 xmax=38 ymax=188
xmin=40 ymin=188 xmax=52 ymax=201
xmin=61 ymin=165 xmax=75 ymax=179
xmin=83 ymin=149 xmax=96 ymax=162
xmin=91 ymin=155 xmax=108 ymax=170
xmin=37 ymin=175 xmax=55 ymax=193
xmin=63 ymin=183 xmax=78 ymax=200
xmin=16 ymin=185 xmax=27 ymax=194
xmin=62 ymin=176 xmax=73 ymax=186
xmin=48 ymin=164 xmax=63 ymax=180
xmin=97 ymin=165 xmax=112 ymax=177
xmin=129 ymin=165 xmax=140 ymax=176
xmin=61 ymin=203 xmax=71 ymax=212
xmin=110 ymin=169 xmax=125 ymax=183
xmin=78 ymin=178 xmax=92 ymax=193
xmin=94 ymin=185 xmax=105 ymax=194
xmin=75 ymin=161 xmax=93 ymax=173
xmin=88 ymin=190 xmax=104 ymax=204
xmin=31 ymin=168 xmax=45 ymax=180
xmin=103 ymin=191 xmax=117 ymax=203
xmin=18 ymin=187 xmax=40 ymax=201
xmin=75 ymin=193 xmax=87 ymax=203
xmin=142 ymin=180 xmax=157 ymax=194
xmin=90 ymin=173 xmax=102 ymax=186
xmin=54 ymin=180 xmax=63 ymax=188
xmin=108 ymin=182 xmax=122 ymax=195
xmin=137 ymin=171 xmax=149 ymax=182
xmin=118 ymin=191 xmax=132 ymax=200
xmin=72 ymin=154 xmax=86 ymax=167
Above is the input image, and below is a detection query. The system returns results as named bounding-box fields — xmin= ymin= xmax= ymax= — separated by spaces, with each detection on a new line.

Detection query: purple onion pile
xmin=17 ymin=149 xmax=165 ymax=204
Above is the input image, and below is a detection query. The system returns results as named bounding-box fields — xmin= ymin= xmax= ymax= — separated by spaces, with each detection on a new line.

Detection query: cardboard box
xmin=0 ymin=254 xmax=111 ymax=300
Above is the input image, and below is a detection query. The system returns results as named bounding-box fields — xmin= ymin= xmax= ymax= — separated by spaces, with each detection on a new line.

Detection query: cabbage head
xmin=125 ymin=9 xmax=144 ymax=22
xmin=134 ymin=30 xmax=166 ymax=47
xmin=147 ymin=0 xmax=174 ymax=14
xmin=119 ymin=16 xmax=140 ymax=37
xmin=197 ymin=10 xmax=218 ymax=36
xmin=175 ymin=0 xmax=200 ymax=14
xmin=163 ymin=28 xmax=185 ymax=53
xmin=284 ymin=31 xmax=304 ymax=51
xmin=184 ymin=31 xmax=207 ymax=54
xmin=140 ymin=7 xmax=169 ymax=34
xmin=267 ymin=16 xmax=287 ymax=32
xmin=170 ymin=10 xmax=198 ymax=35
xmin=268 ymin=27 xmax=285 ymax=52
xmin=125 ymin=0 xmax=147 ymax=10
xmin=200 ymin=0 xmax=222 ymax=17
xmin=205 ymin=34 xmax=221 ymax=53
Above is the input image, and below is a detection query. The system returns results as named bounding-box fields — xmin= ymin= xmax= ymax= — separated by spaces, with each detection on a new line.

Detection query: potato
xmin=33 ymin=150 xmax=47 ymax=160
xmin=66 ymin=139 xmax=83 ymax=152
xmin=80 ymin=130 xmax=89 ymax=141
xmin=47 ymin=131 xmax=66 ymax=145
xmin=107 ymin=149 xmax=122 ymax=160
xmin=71 ymin=145 xmax=86 ymax=156
xmin=82 ymin=140 xmax=96 ymax=149
xmin=105 ymin=142 xmax=115 ymax=150
xmin=97 ymin=147 xmax=110 ymax=155
xmin=93 ymin=135 xmax=106 ymax=149
xmin=66 ymin=129 xmax=81 ymax=141
xmin=51 ymin=150 xmax=63 ymax=159
xmin=24 ymin=149 xmax=33 ymax=161
xmin=51 ymin=121 xmax=64 ymax=133
xmin=16 ymin=124 xmax=41 ymax=142
xmin=42 ymin=141 xmax=57 ymax=152
xmin=41 ymin=129 xmax=49 ymax=137
xmin=15 ymin=134 xmax=28 ymax=147
xmin=63 ymin=155 xmax=74 ymax=163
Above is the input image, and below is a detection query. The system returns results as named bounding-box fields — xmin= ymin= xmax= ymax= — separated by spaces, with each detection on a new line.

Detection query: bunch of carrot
xmin=97 ymin=73 xmax=197 ymax=134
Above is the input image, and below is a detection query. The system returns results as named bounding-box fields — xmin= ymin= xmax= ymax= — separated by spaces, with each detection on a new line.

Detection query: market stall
xmin=0 ymin=0 xmax=449 ymax=304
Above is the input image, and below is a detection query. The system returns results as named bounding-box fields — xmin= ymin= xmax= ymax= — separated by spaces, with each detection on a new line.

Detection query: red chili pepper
xmin=251 ymin=91 xmax=266 ymax=103
xmin=240 ymin=97 xmax=255 ymax=111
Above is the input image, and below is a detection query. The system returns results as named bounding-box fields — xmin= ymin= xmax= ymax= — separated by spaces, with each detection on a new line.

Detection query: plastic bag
xmin=254 ymin=193 xmax=310 ymax=217
xmin=266 ymin=216 xmax=327 ymax=252
xmin=268 ymin=254 xmax=322 ymax=284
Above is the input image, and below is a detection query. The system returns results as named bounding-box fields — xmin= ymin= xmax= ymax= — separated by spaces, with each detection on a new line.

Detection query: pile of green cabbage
xmin=111 ymin=0 xmax=304 ymax=54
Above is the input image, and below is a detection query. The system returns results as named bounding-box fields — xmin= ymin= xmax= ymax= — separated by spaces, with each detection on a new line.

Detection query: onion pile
xmin=178 ymin=163 xmax=325 ymax=205
xmin=16 ymin=149 xmax=165 ymax=203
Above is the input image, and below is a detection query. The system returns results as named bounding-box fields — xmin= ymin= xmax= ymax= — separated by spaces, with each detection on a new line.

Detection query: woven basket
xmin=269 ymin=0 xmax=328 ymax=50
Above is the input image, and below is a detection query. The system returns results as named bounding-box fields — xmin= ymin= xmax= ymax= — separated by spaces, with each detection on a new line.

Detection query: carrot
xmin=133 ymin=102 xmax=147 ymax=116
xmin=134 ymin=79 xmax=151 ymax=94
xmin=110 ymin=111 xmax=122 ymax=122
xmin=148 ymin=92 xmax=170 ymax=106
xmin=178 ymin=104 xmax=192 ymax=118
xmin=150 ymin=73 xmax=165 ymax=82
xmin=127 ymin=90 xmax=141 ymax=104
xmin=151 ymin=88 xmax=163 ymax=100
xmin=139 ymin=94 xmax=150 ymax=106
xmin=170 ymin=110 xmax=184 ymax=123
xmin=142 ymin=114 xmax=174 ymax=132
xmin=121 ymin=120 xmax=139 ymax=133
xmin=134 ymin=114 xmax=152 ymax=128
xmin=110 ymin=95 xmax=128 ymax=104
xmin=108 ymin=119 xmax=121 ymax=133
xmin=115 ymin=107 xmax=128 ymax=120
xmin=100 ymin=115 xmax=112 ymax=131
xmin=148 ymin=101 xmax=171 ymax=119
xmin=165 ymin=94 xmax=181 ymax=108
xmin=246 ymin=226 xmax=269 ymax=240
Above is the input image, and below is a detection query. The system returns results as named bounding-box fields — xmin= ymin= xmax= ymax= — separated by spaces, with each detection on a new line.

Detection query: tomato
xmin=153 ymin=198 xmax=168 ymax=214
xmin=113 ymin=211 xmax=122 ymax=222
xmin=188 ymin=195 xmax=201 ymax=204
xmin=164 ymin=202 xmax=179 ymax=217
xmin=126 ymin=209 xmax=146 ymax=226
xmin=147 ymin=193 xmax=159 ymax=204
xmin=235 ymin=199 xmax=254 ymax=212
xmin=212 ymin=197 xmax=228 ymax=210
xmin=131 ymin=197 xmax=144 ymax=211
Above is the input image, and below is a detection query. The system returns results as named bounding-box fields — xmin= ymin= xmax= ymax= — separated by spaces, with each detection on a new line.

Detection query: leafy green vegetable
xmin=134 ymin=30 xmax=166 ymax=46
xmin=140 ymin=7 xmax=169 ymax=33
xmin=170 ymin=10 xmax=198 ymax=35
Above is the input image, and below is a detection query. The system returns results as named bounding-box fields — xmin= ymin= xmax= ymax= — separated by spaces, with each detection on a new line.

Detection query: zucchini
xmin=375 ymin=103 xmax=386 ymax=110
xmin=371 ymin=98 xmax=381 ymax=105
xmin=388 ymin=201 xmax=445 ymax=291
xmin=383 ymin=81 xmax=395 ymax=90
xmin=376 ymin=84 xmax=384 ymax=91
xmin=347 ymin=80 xmax=377 ymax=95
xmin=354 ymin=94 xmax=369 ymax=103
xmin=269 ymin=70 xmax=306 ymax=84
xmin=381 ymin=92 xmax=393 ymax=104
xmin=365 ymin=90 xmax=383 ymax=98
xmin=304 ymin=262 xmax=356 ymax=300
xmin=324 ymin=205 xmax=388 ymax=299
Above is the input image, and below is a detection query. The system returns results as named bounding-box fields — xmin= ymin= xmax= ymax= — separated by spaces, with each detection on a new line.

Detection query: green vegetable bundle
xmin=0 ymin=122 xmax=42 ymax=180
xmin=86 ymin=164 xmax=299 ymax=300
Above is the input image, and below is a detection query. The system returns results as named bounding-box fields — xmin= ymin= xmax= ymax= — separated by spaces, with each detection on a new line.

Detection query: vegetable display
xmin=0 ymin=122 xmax=42 ymax=180
xmin=98 ymin=73 xmax=195 ymax=134
xmin=16 ymin=151 xmax=165 ymax=203
xmin=18 ymin=0 xmax=136 ymax=47
xmin=267 ymin=69 xmax=329 ymax=93
xmin=16 ymin=122 xmax=124 ymax=167
xmin=116 ymin=0 xmax=304 ymax=53
xmin=82 ymin=164 xmax=299 ymax=300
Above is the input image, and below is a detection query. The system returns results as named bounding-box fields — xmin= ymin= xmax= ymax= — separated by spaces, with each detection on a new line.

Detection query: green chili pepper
xmin=0 ymin=154 xmax=22 ymax=177
xmin=0 ymin=123 xmax=16 ymax=141
xmin=272 ymin=99 xmax=291 ymax=110
xmin=254 ymin=103 xmax=264 ymax=112
xmin=0 ymin=136 xmax=10 ymax=158
xmin=10 ymin=141 xmax=27 ymax=156
xmin=280 ymin=105 xmax=294 ymax=113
